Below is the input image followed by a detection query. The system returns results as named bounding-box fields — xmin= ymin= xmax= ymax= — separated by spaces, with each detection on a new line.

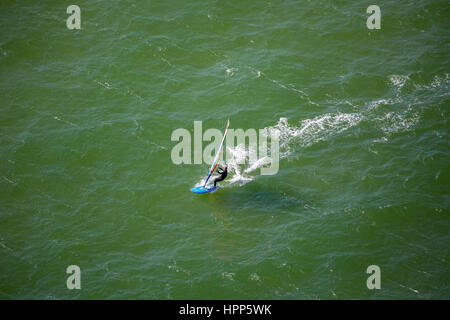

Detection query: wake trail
xmin=195 ymin=73 xmax=432 ymax=188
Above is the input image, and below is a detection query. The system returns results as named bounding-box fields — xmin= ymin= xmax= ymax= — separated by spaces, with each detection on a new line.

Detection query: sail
xmin=204 ymin=119 xmax=230 ymax=187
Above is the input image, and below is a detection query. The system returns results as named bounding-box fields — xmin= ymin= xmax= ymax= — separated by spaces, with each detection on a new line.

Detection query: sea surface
xmin=0 ymin=0 xmax=449 ymax=299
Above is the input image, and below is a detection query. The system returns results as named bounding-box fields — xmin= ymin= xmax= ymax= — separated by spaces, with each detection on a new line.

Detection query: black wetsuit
xmin=213 ymin=166 xmax=228 ymax=187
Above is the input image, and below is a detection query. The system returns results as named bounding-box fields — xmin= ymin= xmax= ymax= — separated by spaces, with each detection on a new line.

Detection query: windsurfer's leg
xmin=213 ymin=176 xmax=225 ymax=187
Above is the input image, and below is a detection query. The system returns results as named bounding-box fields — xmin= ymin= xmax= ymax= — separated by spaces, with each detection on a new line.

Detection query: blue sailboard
xmin=191 ymin=185 xmax=219 ymax=194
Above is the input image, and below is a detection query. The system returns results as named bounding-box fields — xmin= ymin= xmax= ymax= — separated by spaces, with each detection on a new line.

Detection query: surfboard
xmin=191 ymin=185 xmax=219 ymax=194
xmin=191 ymin=119 xmax=230 ymax=194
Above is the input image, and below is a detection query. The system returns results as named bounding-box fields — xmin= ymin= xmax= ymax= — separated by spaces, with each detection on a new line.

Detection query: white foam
xmin=194 ymin=104 xmax=419 ymax=188
xmin=212 ymin=113 xmax=362 ymax=186
xmin=266 ymin=112 xmax=363 ymax=152
xmin=413 ymin=73 xmax=449 ymax=90
xmin=376 ymin=109 xmax=420 ymax=135
xmin=225 ymin=144 xmax=258 ymax=185
xmin=389 ymin=74 xmax=409 ymax=88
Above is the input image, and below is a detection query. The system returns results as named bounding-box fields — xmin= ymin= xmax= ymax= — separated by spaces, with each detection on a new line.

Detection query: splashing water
xmin=199 ymin=112 xmax=363 ymax=187
xmin=196 ymin=87 xmax=421 ymax=188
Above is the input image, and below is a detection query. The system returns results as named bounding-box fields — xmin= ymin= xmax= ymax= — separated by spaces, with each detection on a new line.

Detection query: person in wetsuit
xmin=213 ymin=165 xmax=228 ymax=188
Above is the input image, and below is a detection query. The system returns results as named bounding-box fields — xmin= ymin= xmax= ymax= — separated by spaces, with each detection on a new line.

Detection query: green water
xmin=0 ymin=0 xmax=449 ymax=299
